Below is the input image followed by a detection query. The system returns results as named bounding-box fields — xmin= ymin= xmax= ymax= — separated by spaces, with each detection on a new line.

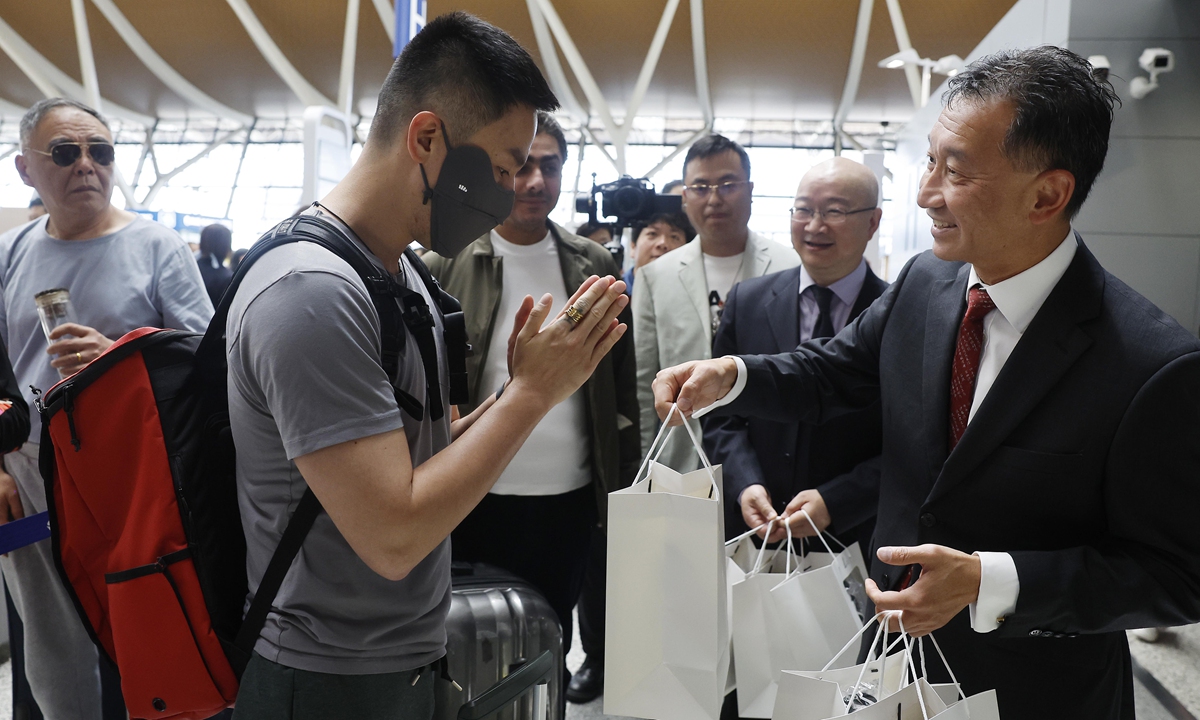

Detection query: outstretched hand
xmin=865 ymin=544 xmax=982 ymax=637
xmin=651 ymin=357 xmax=739 ymax=425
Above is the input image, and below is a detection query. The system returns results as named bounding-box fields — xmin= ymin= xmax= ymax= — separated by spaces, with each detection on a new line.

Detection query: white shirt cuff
xmin=691 ymin=356 xmax=747 ymax=419
xmin=969 ymin=551 xmax=1020 ymax=633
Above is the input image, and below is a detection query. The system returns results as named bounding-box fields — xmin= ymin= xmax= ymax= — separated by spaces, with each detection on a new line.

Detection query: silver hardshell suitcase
xmin=435 ymin=563 xmax=564 ymax=720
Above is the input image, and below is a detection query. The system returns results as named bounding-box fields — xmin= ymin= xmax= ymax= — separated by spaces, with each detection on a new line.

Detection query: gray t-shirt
xmin=226 ymin=212 xmax=452 ymax=674
xmin=0 ymin=215 xmax=213 ymax=445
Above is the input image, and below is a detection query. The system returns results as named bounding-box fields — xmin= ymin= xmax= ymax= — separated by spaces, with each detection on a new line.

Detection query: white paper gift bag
xmin=604 ymin=406 xmax=728 ymax=720
xmin=730 ymin=521 xmax=810 ymax=717
xmin=765 ymin=514 xmax=869 ymax=675
xmin=771 ymin=616 xmax=1002 ymax=720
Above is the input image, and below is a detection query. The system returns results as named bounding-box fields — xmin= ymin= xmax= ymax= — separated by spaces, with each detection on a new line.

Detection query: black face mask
xmin=420 ymin=124 xmax=515 ymax=257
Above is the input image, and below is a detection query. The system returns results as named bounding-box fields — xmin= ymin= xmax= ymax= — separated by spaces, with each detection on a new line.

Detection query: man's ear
xmin=405 ymin=111 xmax=443 ymax=166
xmin=1030 ymin=168 xmax=1074 ymax=225
xmin=14 ymin=154 xmax=33 ymax=188
xmin=866 ymin=207 xmax=883 ymax=238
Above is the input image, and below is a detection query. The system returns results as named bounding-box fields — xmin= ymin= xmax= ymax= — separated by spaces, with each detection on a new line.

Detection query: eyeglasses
xmin=685 ymin=180 xmax=749 ymax=199
xmin=790 ymin=206 xmax=876 ymax=225
xmin=27 ymin=142 xmax=116 ymax=168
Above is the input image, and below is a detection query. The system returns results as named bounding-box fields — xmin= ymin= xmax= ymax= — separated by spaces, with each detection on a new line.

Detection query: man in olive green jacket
xmin=424 ymin=113 xmax=639 ymax=702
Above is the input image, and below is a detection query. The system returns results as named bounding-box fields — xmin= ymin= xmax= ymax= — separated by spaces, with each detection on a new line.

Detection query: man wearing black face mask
xmin=226 ymin=13 xmax=629 ymax=717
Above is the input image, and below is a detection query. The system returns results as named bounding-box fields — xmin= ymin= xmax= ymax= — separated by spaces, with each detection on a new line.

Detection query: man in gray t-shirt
xmin=0 ymin=97 xmax=212 ymax=719
xmin=228 ymin=210 xmax=453 ymax=673
xmin=228 ymin=14 xmax=631 ymax=718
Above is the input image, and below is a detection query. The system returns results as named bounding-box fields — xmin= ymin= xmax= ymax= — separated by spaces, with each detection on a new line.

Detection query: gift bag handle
xmin=897 ymin=616 xmax=932 ymax=720
xmin=633 ymin=404 xmax=720 ymax=498
xmin=747 ymin=520 xmax=798 ymax=578
xmin=918 ymin=634 xmax=970 ymax=716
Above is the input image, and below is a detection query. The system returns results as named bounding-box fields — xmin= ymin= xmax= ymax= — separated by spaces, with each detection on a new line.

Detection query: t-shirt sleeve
xmin=158 ymin=237 xmax=215 ymax=332
xmin=231 ymin=268 xmax=403 ymax=460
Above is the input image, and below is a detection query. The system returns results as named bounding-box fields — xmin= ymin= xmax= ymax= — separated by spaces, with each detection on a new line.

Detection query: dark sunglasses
xmin=28 ymin=142 xmax=115 ymax=167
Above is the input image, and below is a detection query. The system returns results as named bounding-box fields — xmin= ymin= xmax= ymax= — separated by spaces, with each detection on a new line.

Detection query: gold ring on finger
xmin=564 ymin=305 xmax=585 ymax=326
xmin=76 ymin=352 xmax=83 ymax=363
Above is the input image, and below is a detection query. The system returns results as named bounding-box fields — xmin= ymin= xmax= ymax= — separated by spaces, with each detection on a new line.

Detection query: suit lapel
xmin=929 ymin=240 xmax=1103 ymax=502
xmin=921 ymin=264 xmax=970 ymax=481
xmin=849 ymin=267 xmax=887 ymax=320
xmin=745 ymin=231 xmax=772 ymax=279
xmin=677 ymin=243 xmax=712 ymax=343
xmin=767 ymin=268 xmax=803 ymax=350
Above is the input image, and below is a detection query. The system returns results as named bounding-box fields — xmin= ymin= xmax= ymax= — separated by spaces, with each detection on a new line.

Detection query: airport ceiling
xmin=0 ymin=0 xmax=1016 ymax=126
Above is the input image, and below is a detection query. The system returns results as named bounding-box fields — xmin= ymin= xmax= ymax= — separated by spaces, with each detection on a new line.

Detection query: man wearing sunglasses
xmin=0 ymin=97 xmax=212 ymax=719
xmin=633 ymin=134 xmax=797 ymax=474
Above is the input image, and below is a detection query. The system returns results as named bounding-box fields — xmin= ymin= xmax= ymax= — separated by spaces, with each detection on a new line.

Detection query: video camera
xmin=575 ymin=175 xmax=683 ymax=237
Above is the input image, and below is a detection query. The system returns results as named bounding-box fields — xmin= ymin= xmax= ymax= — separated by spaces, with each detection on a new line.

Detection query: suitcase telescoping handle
xmin=457 ymin=650 xmax=555 ymax=720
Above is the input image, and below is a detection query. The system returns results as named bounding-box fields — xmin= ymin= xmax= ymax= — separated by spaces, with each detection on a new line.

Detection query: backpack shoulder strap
xmin=403 ymin=248 xmax=471 ymax=406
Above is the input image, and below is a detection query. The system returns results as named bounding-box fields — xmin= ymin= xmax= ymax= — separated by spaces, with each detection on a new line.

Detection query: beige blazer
xmin=632 ymin=230 xmax=799 ymax=472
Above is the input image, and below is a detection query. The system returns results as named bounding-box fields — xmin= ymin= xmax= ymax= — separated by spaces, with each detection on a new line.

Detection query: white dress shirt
xmin=699 ymin=231 xmax=1077 ymax=633
xmin=798 ymin=259 xmax=868 ymax=342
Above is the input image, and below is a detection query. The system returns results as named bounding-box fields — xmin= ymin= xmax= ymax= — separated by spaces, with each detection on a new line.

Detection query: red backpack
xmin=36 ymin=215 xmax=469 ymax=719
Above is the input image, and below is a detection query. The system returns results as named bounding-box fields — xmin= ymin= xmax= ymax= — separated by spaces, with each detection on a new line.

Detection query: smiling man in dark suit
xmin=652 ymin=46 xmax=1200 ymax=719
xmin=705 ymin=157 xmax=887 ymax=551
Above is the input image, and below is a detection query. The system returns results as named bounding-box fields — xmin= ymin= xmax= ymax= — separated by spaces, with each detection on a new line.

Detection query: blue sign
xmin=395 ymin=0 xmax=427 ymax=57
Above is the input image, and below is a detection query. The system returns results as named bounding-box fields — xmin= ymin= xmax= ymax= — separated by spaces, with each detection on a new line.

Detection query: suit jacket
xmin=704 ymin=264 xmax=887 ymax=546
xmin=711 ymin=236 xmax=1200 ymax=720
xmin=633 ymin=231 xmax=798 ymax=472
xmin=424 ymin=223 xmax=640 ymax=525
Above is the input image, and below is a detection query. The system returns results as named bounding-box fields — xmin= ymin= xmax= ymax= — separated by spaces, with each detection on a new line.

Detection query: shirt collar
xmin=799 ymin=258 xmax=868 ymax=308
xmin=967 ymin=229 xmax=1076 ymax=334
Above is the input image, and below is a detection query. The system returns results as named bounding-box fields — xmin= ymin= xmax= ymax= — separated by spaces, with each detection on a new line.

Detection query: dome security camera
xmin=1087 ymin=55 xmax=1111 ymax=81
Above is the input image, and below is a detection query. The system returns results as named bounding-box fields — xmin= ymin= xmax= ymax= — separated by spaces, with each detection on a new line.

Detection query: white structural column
xmin=70 ymin=0 xmax=141 ymax=208
xmin=832 ymin=0 xmax=875 ymax=153
xmin=883 ymin=0 xmax=924 ymax=109
xmin=372 ymin=0 xmax=395 ymax=45
xmin=689 ymin=0 xmax=713 ymax=126
xmin=0 ymin=16 xmax=155 ymax=126
xmin=70 ymin=0 xmax=102 ymax=109
xmin=338 ymin=0 xmax=361 ymax=117
xmin=526 ymin=0 xmax=711 ymax=179
xmin=224 ymin=0 xmax=335 ymax=108
xmin=89 ymin=0 xmax=254 ymax=126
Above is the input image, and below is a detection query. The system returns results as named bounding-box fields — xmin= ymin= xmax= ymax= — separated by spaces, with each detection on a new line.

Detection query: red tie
xmin=948 ymin=286 xmax=996 ymax=450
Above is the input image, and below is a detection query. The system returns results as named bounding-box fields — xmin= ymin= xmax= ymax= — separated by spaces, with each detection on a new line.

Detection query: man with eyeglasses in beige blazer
xmin=633 ymin=134 xmax=797 ymax=473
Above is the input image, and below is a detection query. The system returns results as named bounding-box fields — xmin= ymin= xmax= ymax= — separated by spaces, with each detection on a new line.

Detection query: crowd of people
xmin=0 ymin=9 xmax=1196 ymax=720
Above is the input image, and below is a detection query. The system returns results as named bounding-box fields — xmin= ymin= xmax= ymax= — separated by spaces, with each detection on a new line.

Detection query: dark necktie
xmin=808 ymin=285 xmax=836 ymax=340
xmin=948 ymin=286 xmax=997 ymax=450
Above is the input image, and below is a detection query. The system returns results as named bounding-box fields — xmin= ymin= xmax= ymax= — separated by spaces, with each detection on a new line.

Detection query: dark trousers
xmin=232 ymin=653 xmax=435 ymax=720
xmin=575 ymin=523 xmax=607 ymax=661
xmin=451 ymin=484 xmax=596 ymax=662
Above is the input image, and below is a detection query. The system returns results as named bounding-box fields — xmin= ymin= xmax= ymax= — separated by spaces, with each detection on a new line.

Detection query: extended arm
xmin=297 ymin=277 xmax=629 ymax=581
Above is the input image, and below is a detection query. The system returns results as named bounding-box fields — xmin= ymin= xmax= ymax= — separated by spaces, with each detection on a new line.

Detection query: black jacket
xmin=711 ymin=237 xmax=1200 ymax=719
xmin=704 ymin=264 xmax=887 ymax=548
xmin=0 ymin=337 xmax=29 ymax=453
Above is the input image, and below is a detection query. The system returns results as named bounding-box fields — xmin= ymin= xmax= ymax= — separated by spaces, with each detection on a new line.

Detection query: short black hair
xmin=632 ymin=212 xmax=695 ymax=244
xmin=199 ymin=223 xmax=233 ymax=260
xmin=20 ymin=98 xmax=109 ymax=150
xmin=29 ymin=195 xmax=43 ymax=208
xmin=661 ymin=179 xmax=685 ymax=193
xmin=944 ymin=46 xmax=1120 ymax=218
xmin=536 ymin=111 xmax=568 ymax=162
xmin=370 ymin=11 xmax=558 ymax=146
xmin=683 ymin=134 xmax=751 ymax=181
xmin=575 ymin=221 xmax=613 ymax=239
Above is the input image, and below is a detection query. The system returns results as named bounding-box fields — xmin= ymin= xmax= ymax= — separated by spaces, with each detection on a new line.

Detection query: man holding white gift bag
xmin=652 ymin=47 xmax=1200 ymax=720
xmin=605 ymin=407 xmax=729 ymax=720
